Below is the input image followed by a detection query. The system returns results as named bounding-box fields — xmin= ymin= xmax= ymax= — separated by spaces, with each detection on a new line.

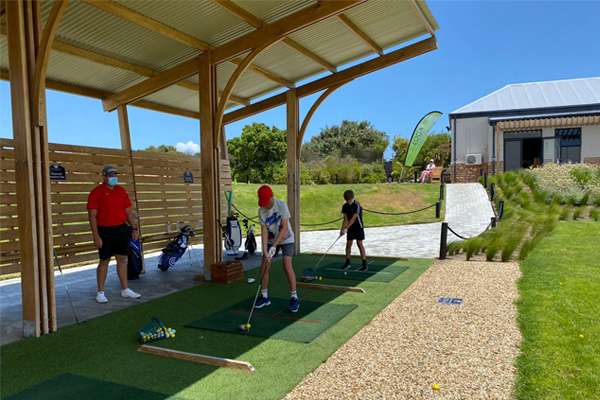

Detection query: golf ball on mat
xmin=319 ymin=276 xmax=323 ymax=281
xmin=432 ymin=384 xmax=440 ymax=391
xmin=343 ymin=272 xmax=347 ymax=276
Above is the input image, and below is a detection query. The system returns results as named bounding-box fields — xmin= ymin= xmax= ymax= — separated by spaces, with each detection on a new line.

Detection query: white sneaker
xmin=96 ymin=291 xmax=108 ymax=303
xmin=121 ymin=288 xmax=141 ymax=299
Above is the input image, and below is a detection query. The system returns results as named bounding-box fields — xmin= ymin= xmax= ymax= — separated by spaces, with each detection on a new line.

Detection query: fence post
xmin=439 ymin=183 xmax=444 ymax=201
xmin=414 ymin=170 xmax=418 ymax=183
xmin=439 ymin=222 xmax=448 ymax=260
xmin=483 ymin=172 xmax=488 ymax=188
xmin=435 ymin=201 xmax=441 ymax=219
xmin=490 ymin=182 xmax=495 ymax=200
xmin=491 ymin=216 xmax=496 ymax=228
xmin=498 ymin=200 xmax=504 ymax=220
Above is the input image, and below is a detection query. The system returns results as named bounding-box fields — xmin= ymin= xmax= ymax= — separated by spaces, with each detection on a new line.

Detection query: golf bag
xmin=127 ymin=238 xmax=143 ymax=280
xmin=222 ymin=216 xmax=242 ymax=256
xmin=244 ymin=218 xmax=257 ymax=255
xmin=157 ymin=225 xmax=195 ymax=271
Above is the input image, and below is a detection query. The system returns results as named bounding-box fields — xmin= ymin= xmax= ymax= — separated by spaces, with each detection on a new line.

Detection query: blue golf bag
xmin=158 ymin=225 xmax=195 ymax=271
xmin=127 ymin=238 xmax=143 ymax=280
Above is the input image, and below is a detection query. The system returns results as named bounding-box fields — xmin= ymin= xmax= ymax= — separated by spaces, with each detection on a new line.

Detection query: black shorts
xmin=98 ymin=224 xmax=130 ymax=260
xmin=347 ymin=228 xmax=365 ymax=241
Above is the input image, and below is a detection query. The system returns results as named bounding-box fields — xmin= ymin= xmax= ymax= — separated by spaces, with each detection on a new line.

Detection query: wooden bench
xmin=430 ymin=167 xmax=443 ymax=183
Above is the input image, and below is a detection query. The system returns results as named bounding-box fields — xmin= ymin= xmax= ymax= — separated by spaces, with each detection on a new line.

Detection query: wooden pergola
xmin=1 ymin=0 xmax=438 ymax=338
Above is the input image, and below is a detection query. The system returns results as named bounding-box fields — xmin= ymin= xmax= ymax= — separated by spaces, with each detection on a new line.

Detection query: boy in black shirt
xmin=340 ymin=190 xmax=368 ymax=271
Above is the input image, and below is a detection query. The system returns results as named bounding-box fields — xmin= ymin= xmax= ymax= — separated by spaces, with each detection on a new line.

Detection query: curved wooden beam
xmin=297 ymin=81 xmax=349 ymax=153
xmin=214 ymin=40 xmax=279 ymax=141
xmin=33 ymin=0 xmax=68 ymax=126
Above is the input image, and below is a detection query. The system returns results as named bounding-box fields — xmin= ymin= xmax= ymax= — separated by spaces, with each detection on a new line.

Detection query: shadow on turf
xmin=2 ymin=254 xmax=397 ymax=400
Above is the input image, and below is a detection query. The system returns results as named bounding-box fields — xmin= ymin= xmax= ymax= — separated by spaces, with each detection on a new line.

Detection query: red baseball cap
xmin=257 ymin=185 xmax=273 ymax=208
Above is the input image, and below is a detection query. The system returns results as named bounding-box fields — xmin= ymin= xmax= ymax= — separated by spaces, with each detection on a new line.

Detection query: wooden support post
xmin=138 ymin=345 xmax=255 ymax=373
xmin=296 ymin=282 xmax=366 ymax=293
xmin=439 ymin=222 xmax=448 ymax=260
xmin=435 ymin=201 xmax=441 ymax=219
xmin=286 ymin=90 xmax=301 ymax=254
xmin=199 ymin=53 xmax=222 ymax=276
xmin=118 ymin=105 xmax=145 ymax=271
xmin=6 ymin=0 xmax=57 ymax=337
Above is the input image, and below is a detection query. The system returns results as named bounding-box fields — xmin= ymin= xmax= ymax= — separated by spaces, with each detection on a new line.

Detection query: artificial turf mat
xmin=316 ymin=262 xmax=408 ymax=282
xmin=1 ymin=255 xmax=431 ymax=400
xmin=5 ymin=373 xmax=172 ymax=400
xmin=186 ymin=297 xmax=357 ymax=343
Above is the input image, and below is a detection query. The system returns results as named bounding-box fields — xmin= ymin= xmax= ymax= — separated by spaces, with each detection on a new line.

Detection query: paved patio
xmin=0 ymin=183 xmax=493 ymax=345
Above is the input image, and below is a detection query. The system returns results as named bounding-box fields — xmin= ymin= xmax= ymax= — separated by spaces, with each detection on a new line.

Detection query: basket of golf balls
xmin=138 ymin=317 xmax=176 ymax=344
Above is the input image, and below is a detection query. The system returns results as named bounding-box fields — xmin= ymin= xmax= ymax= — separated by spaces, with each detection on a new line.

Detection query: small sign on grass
xmin=438 ymin=297 xmax=463 ymax=305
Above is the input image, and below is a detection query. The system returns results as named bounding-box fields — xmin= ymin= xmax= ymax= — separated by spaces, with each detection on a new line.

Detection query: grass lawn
xmin=231 ymin=183 xmax=442 ymax=231
xmin=516 ymin=221 xmax=600 ymax=399
xmin=1 ymin=255 xmax=431 ymax=400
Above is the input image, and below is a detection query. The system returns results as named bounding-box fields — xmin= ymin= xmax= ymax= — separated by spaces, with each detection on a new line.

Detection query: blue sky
xmin=1 ymin=1 xmax=599 ymax=159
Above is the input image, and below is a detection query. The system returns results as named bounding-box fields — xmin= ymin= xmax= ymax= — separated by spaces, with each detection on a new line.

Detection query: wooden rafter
xmin=83 ymin=0 xmax=290 ymax=89
xmin=0 ymin=26 xmax=249 ymax=106
xmin=102 ymin=0 xmax=364 ymax=111
xmin=82 ymin=0 xmax=210 ymax=50
xmin=230 ymin=57 xmax=294 ymax=88
xmin=0 ymin=69 xmax=201 ymax=119
xmin=214 ymin=0 xmax=336 ymax=72
xmin=408 ymin=0 xmax=435 ymax=35
xmin=223 ymin=36 xmax=437 ymax=124
xmin=337 ymin=14 xmax=383 ymax=55
xmin=33 ymin=0 xmax=69 ymax=125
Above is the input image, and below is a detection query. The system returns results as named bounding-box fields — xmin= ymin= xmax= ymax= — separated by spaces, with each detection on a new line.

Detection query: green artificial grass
xmin=1 ymin=255 xmax=431 ymax=400
xmin=315 ymin=259 xmax=409 ymax=283
xmin=186 ymin=297 xmax=357 ymax=343
xmin=516 ymin=221 xmax=600 ymax=399
xmin=231 ymin=182 xmax=443 ymax=231
xmin=5 ymin=374 xmax=172 ymax=400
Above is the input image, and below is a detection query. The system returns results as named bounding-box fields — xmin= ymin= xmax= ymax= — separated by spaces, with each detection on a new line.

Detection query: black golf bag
xmin=222 ymin=216 xmax=242 ymax=256
xmin=158 ymin=225 xmax=195 ymax=271
xmin=127 ymin=238 xmax=143 ymax=280
xmin=244 ymin=218 xmax=257 ymax=255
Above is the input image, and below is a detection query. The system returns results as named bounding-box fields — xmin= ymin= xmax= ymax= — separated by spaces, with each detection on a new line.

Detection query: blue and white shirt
xmin=259 ymin=199 xmax=295 ymax=245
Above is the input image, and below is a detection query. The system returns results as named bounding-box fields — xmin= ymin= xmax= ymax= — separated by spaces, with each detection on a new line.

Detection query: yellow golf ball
xmin=432 ymin=384 xmax=440 ymax=391
xmin=319 ymin=276 xmax=323 ymax=281
xmin=246 ymin=323 xmax=251 ymax=330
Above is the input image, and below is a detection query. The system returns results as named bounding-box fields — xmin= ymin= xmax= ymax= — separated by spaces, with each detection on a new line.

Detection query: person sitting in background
xmin=420 ymin=159 xmax=436 ymax=183
xmin=87 ymin=165 xmax=141 ymax=303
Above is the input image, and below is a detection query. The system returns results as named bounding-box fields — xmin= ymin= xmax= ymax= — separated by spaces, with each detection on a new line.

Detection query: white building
xmin=449 ymin=77 xmax=600 ymax=182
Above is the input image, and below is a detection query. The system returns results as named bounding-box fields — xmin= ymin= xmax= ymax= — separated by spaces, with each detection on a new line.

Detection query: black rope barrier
xmin=362 ymin=202 xmax=437 ymax=216
xmin=447 ymin=222 xmax=493 ymax=241
xmin=231 ymin=204 xmax=260 ymax=224
xmin=300 ymin=217 xmax=343 ymax=227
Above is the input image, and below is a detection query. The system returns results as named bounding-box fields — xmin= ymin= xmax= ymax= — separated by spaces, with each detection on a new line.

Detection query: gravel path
xmin=285 ymin=260 xmax=521 ymax=400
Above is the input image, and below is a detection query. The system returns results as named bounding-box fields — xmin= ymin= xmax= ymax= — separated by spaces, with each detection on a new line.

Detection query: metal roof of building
xmin=451 ymin=77 xmax=600 ymax=116
xmin=0 ymin=0 xmax=438 ymax=117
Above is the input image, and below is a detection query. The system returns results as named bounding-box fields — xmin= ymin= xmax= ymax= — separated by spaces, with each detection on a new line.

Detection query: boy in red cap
xmin=255 ymin=185 xmax=299 ymax=313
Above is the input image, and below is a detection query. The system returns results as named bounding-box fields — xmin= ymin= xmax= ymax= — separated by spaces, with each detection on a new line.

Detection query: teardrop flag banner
xmin=404 ymin=111 xmax=443 ymax=166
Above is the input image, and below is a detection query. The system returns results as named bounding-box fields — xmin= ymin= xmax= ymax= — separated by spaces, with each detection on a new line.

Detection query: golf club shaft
xmin=245 ymin=257 xmax=272 ymax=326
xmin=315 ymin=234 xmax=343 ymax=268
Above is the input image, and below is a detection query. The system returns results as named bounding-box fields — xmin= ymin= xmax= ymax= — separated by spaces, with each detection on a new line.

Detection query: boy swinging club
xmin=255 ymin=185 xmax=300 ymax=313
xmin=340 ymin=189 xmax=368 ymax=271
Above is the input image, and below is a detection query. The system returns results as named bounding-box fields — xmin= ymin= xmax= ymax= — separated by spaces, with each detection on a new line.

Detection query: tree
xmin=392 ymin=132 xmax=451 ymax=167
xmin=301 ymin=120 xmax=388 ymax=163
xmin=227 ymin=123 xmax=287 ymax=183
xmin=144 ymin=144 xmax=178 ymax=153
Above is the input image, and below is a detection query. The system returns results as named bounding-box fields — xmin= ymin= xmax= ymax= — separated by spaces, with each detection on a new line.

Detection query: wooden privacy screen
xmin=0 ymin=138 xmax=232 ymax=276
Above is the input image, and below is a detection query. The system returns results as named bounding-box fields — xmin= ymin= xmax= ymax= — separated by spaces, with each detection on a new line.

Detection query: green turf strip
xmin=316 ymin=262 xmax=408 ymax=282
xmin=1 ymin=255 xmax=431 ymax=400
xmin=5 ymin=373 xmax=172 ymax=400
xmin=186 ymin=297 xmax=357 ymax=343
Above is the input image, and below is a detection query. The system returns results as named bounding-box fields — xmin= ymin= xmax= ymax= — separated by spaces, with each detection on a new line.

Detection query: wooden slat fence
xmin=0 ymin=138 xmax=232 ymax=276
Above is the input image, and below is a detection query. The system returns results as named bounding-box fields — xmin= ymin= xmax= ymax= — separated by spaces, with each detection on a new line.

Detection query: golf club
xmin=314 ymin=233 xmax=344 ymax=269
xmin=53 ymin=249 xmax=80 ymax=324
xmin=239 ymin=255 xmax=272 ymax=332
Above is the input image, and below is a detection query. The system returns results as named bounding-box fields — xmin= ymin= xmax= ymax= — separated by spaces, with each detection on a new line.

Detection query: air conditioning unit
xmin=465 ymin=153 xmax=482 ymax=165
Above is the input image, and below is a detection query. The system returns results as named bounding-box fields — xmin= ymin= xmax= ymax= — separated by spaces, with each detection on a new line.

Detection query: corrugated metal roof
xmin=2 ymin=0 xmax=439 ymax=118
xmin=452 ymin=77 xmax=600 ymax=115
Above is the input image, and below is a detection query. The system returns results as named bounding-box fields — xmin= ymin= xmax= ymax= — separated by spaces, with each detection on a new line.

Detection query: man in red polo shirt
xmin=87 ymin=165 xmax=141 ymax=303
